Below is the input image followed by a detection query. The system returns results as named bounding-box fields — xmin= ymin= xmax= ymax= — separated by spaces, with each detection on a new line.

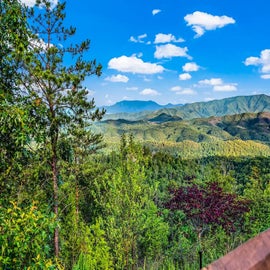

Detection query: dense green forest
xmin=1 ymin=1 xmax=270 ymax=269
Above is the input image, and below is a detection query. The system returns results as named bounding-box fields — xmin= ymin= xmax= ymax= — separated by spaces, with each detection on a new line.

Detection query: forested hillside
xmin=94 ymin=111 xmax=270 ymax=153
xmin=1 ymin=1 xmax=270 ymax=270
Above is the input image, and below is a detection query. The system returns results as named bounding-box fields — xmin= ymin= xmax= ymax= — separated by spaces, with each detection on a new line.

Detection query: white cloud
xmin=199 ymin=78 xmax=223 ymax=86
xmin=184 ymin=11 xmax=235 ymax=38
xmin=244 ymin=56 xmax=260 ymax=66
xmin=176 ymin=88 xmax=197 ymax=95
xmin=108 ymin=55 xmax=164 ymax=74
xmin=199 ymin=78 xmax=237 ymax=92
xmin=154 ymin=33 xmax=184 ymax=44
xmin=152 ymin=9 xmax=161 ymax=16
xmin=129 ymin=33 xmax=148 ymax=43
xmin=154 ymin=44 xmax=190 ymax=59
xmin=244 ymin=49 xmax=270 ymax=75
xmin=140 ymin=88 xmax=160 ymax=96
xmin=213 ymin=84 xmax=237 ymax=92
xmin=20 ymin=0 xmax=58 ymax=8
xmin=179 ymin=73 xmax=192 ymax=80
xmin=20 ymin=0 xmax=36 ymax=6
xmin=261 ymin=50 xmax=270 ymax=60
xmin=171 ymin=86 xmax=182 ymax=92
xmin=182 ymin=62 xmax=200 ymax=72
xmin=192 ymin=26 xmax=205 ymax=38
xmin=139 ymin=34 xmax=147 ymax=39
xmin=262 ymin=65 xmax=270 ymax=73
xmin=261 ymin=74 xmax=270 ymax=79
xmin=129 ymin=36 xmax=137 ymax=43
xmin=105 ymin=74 xmax=129 ymax=83
xmin=29 ymin=36 xmax=55 ymax=53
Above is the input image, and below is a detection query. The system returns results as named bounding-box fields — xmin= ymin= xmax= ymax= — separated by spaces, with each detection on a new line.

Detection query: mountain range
xmin=94 ymin=94 xmax=270 ymax=155
xmin=102 ymin=94 xmax=270 ymax=121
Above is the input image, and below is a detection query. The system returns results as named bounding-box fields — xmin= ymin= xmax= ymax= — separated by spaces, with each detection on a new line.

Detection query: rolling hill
xmin=94 ymin=111 xmax=270 ymax=144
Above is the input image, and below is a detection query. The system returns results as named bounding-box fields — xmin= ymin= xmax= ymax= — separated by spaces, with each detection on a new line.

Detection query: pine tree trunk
xmin=52 ymin=146 xmax=59 ymax=257
xmin=75 ymin=182 xmax=79 ymax=224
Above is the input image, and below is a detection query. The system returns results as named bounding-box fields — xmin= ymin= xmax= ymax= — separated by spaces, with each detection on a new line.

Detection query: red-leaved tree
xmin=165 ymin=182 xmax=250 ymax=240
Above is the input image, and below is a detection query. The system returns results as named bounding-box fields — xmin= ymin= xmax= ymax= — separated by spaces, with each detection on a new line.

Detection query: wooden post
xmin=199 ymin=250 xmax=203 ymax=269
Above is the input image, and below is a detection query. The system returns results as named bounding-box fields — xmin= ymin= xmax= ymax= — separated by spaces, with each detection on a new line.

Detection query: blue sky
xmin=22 ymin=0 xmax=270 ymax=106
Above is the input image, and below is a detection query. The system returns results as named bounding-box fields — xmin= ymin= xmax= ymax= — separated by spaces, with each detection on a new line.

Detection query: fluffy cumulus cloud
xmin=154 ymin=33 xmax=184 ymax=44
xmin=140 ymin=88 xmax=160 ymax=96
xmin=20 ymin=0 xmax=58 ymax=7
xmin=105 ymin=74 xmax=129 ymax=83
xmin=179 ymin=73 xmax=192 ymax=80
xmin=182 ymin=62 xmax=200 ymax=72
xmin=108 ymin=55 xmax=164 ymax=74
xmin=244 ymin=49 xmax=270 ymax=78
xmin=152 ymin=9 xmax=161 ymax=16
xmin=199 ymin=78 xmax=223 ymax=86
xmin=244 ymin=57 xmax=260 ymax=66
xmin=199 ymin=78 xmax=237 ymax=91
xmin=154 ymin=44 xmax=190 ymax=59
xmin=184 ymin=11 xmax=235 ymax=38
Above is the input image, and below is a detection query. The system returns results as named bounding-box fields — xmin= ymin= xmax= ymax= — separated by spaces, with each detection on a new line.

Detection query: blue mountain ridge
xmin=101 ymin=100 xmax=182 ymax=114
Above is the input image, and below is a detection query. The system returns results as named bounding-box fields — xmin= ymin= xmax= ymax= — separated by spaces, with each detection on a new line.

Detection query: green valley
xmin=94 ymin=106 xmax=270 ymax=158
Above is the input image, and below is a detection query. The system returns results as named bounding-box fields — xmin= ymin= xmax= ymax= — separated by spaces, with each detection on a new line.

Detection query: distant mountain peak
xmin=103 ymin=100 xmax=182 ymax=114
xmin=149 ymin=113 xmax=183 ymax=123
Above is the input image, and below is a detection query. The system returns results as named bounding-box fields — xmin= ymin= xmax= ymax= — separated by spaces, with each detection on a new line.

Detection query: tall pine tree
xmin=19 ymin=0 xmax=104 ymax=257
